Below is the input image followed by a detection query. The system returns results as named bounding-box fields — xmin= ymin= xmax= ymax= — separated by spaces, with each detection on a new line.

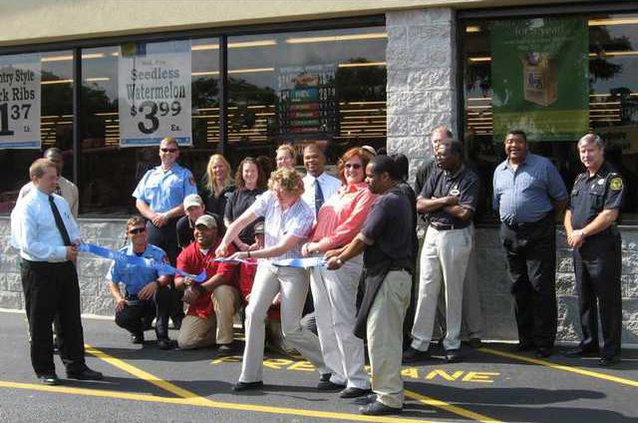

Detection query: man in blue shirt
xmin=12 ymin=158 xmax=103 ymax=385
xmin=493 ymin=130 xmax=568 ymax=358
xmin=107 ymin=216 xmax=175 ymax=349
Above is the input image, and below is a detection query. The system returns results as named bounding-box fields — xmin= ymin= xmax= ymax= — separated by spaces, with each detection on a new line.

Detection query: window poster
xmin=277 ymin=64 xmax=339 ymax=142
xmin=118 ymin=40 xmax=192 ymax=147
xmin=490 ymin=17 xmax=589 ymax=142
xmin=0 ymin=53 xmax=41 ymax=149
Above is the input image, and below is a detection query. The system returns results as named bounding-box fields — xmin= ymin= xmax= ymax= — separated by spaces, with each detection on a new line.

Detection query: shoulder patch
xmin=610 ymin=177 xmax=623 ymax=191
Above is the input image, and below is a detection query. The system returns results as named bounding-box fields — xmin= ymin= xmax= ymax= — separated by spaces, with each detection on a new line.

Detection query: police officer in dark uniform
xmin=564 ymin=134 xmax=624 ymax=367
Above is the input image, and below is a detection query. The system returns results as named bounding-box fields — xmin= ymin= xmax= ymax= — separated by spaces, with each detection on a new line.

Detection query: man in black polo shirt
xmin=405 ymin=141 xmax=480 ymax=363
xmin=564 ymin=134 xmax=624 ymax=366
xmin=326 ymin=155 xmax=414 ymax=416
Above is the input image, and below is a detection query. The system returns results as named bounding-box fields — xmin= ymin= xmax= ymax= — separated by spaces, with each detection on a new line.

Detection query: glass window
xmin=80 ymin=38 xmax=219 ymax=216
xmin=227 ymin=26 xmax=387 ymax=166
xmin=462 ymin=13 xmax=638 ymax=222
xmin=0 ymin=50 xmax=73 ymax=214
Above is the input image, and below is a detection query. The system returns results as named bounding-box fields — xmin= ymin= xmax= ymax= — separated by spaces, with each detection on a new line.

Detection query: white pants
xmin=412 ymin=226 xmax=473 ymax=351
xmin=239 ymin=263 xmax=328 ymax=383
xmin=310 ymin=254 xmax=369 ymax=389
xmin=368 ymin=270 xmax=412 ymax=409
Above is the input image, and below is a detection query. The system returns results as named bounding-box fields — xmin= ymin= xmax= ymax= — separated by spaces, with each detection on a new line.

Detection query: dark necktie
xmin=314 ymin=179 xmax=324 ymax=216
xmin=49 ymin=195 xmax=72 ymax=246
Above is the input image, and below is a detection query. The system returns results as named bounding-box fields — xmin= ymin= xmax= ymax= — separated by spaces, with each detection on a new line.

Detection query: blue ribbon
xmin=78 ymin=243 xmax=207 ymax=283
xmin=272 ymin=257 xmax=326 ymax=268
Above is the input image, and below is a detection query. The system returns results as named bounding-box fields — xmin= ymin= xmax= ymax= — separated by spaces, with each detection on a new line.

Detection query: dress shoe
xmin=171 ymin=315 xmax=183 ymax=330
xmin=360 ymin=401 xmax=402 ymax=416
xmin=535 ymin=347 xmax=552 ymax=358
xmin=216 ymin=343 xmax=235 ymax=356
xmin=157 ymin=339 xmax=177 ymax=350
xmin=467 ymin=338 xmax=483 ymax=349
xmin=317 ymin=380 xmax=346 ymax=391
xmin=339 ymin=387 xmax=372 ymax=399
xmin=319 ymin=373 xmax=331 ymax=382
xmin=131 ymin=332 xmax=144 ymax=344
xmin=402 ymin=346 xmax=431 ymax=363
xmin=599 ymin=356 xmax=621 ymax=367
xmin=232 ymin=381 xmax=263 ymax=392
xmin=563 ymin=346 xmax=599 ymax=357
xmin=353 ymin=393 xmax=377 ymax=405
xmin=38 ymin=374 xmax=60 ymax=386
xmin=445 ymin=349 xmax=462 ymax=363
xmin=512 ymin=342 xmax=535 ymax=352
xmin=67 ymin=367 xmax=103 ymax=381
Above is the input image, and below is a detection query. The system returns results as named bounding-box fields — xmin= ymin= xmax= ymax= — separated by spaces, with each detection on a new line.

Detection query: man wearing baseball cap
xmin=177 ymin=194 xmax=213 ymax=249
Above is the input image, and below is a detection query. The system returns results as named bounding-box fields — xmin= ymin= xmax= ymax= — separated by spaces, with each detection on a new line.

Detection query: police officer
xmin=564 ymin=134 xmax=624 ymax=367
xmin=133 ymin=136 xmax=197 ymax=265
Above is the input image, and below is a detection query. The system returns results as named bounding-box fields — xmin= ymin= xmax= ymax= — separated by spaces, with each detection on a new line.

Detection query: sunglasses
xmin=345 ymin=163 xmax=362 ymax=169
xmin=128 ymin=227 xmax=147 ymax=235
xmin=161 ymin=148 xmax=178 ymax=153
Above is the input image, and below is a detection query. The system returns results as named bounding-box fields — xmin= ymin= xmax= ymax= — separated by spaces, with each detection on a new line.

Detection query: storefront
xmin=0 ymin=1 xmax=636 ymax=343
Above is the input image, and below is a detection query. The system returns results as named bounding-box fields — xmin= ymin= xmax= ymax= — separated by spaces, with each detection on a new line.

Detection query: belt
xmin=388 ymin=266 xmax=412 ymax=274
xmin=430 ymin=222 xmax=468 ymax=231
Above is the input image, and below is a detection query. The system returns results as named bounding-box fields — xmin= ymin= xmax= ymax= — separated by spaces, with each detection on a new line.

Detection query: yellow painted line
xmin=405 ymin=389 xmax=502 ymax=423
xmin=84 ymin=344 xmax=433 ymax=422
xmin=481 ymin=347 xmax=638 ymax=388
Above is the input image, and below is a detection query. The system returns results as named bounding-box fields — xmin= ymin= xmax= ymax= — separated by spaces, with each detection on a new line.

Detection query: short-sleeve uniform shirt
xmin=133 ymin=163 xmax=197 ymax=213
xmin=106 ymin=244 xmax=172 ymax=296
xmin=569 ymin=161 xmax=624 ymax=230
xmin=421 ymin=165 xmax=480 ymax=227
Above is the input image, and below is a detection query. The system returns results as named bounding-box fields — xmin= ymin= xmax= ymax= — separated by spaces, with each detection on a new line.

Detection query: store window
xmin=80 ymin=38 xmax=220 ymax=216
xmin=0 ymin=50 xmax=74 ymax=213
xmin=227 ymin=26 xmax=387 ymax=165
xmin=462 ymin=13 xmax=638 ymax=222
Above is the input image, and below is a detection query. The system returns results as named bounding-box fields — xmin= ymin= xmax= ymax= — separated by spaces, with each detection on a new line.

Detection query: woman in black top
xmin=224 ymin=157 xmax=267 ymax=251
xmin=201 ymin=154 xmax=235 ymax=216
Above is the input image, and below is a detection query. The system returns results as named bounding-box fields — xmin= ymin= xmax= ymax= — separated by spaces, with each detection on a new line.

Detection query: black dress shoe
xmin=157 ymin=339 xmax=177 ymax=350
xmin=320 ymin=373 xmax=331 ymax=382
xmin=467 ymin=338 xmax=483 ymax=349
xmin=402 ymin=346 xmax=431 ymax=363
xmin=535 ymin=347 xmax=552 ymax=358
xmin=353 ymin=393 xmax=377 ymax=405
xmin=216 ymin=343 xmax=236 ymax=356
xmin=512 ymin=342 xmax=535 ymax=352
xmin=67 ymin=368 xmax=103 ymax=381
xmin=317 ymin=380 xmax=346 ymax=391
xmin=599 ymin=356 xmax=621 ymax=367
xmin=232 ymin=381 xmax=263 ymax=392
xmin=339 ymin=387 xmax=372 ymax=398
xmin=445 ymin=349 xmax=462 ymax=363
xmin=360 ymin=401 xmax=402 ymax=416
xmin=131 ymin=332 xmax=144 ymax=344
xmin=563 ymin=346 xmax=599 ymax=357
xmin=38 ymin=374 xmax=60 ymax=386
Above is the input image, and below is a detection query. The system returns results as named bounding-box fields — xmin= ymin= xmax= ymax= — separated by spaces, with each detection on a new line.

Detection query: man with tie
xmin=11 ymin=158 xmax=103 ymax=385
xmin=301 ymin=143 xmax=341 ymax=216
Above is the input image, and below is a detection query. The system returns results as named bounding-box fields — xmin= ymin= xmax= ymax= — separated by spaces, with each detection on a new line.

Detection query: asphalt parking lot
xmin=0 ymin=310 xmax=636 ymax=423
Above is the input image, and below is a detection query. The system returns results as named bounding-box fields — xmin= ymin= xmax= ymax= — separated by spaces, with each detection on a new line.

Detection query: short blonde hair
xmin=29 ymin=158 xmax=58 ymax=179
xmin=160 ymin=136 xmax=179 ymax=149
xmin=126 ymin=215 xmax=146 ymax=229
xmin=268 ymin=167 xmax=304 ymax=197
xmin=276 ymin=144 xmax=297 ymax=165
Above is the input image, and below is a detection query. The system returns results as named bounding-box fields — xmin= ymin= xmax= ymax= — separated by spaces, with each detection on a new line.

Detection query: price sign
xmin=118 ymin=41 xmax=192 ymax=147
xmin=0 ymin=54 xmax=41 ymax=149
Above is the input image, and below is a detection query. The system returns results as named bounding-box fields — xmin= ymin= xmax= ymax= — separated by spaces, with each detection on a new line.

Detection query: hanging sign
xmin=118 ymin=40 xmax=192 ymax=147
xmin=0 ymin=53 xmax=41 ymax=149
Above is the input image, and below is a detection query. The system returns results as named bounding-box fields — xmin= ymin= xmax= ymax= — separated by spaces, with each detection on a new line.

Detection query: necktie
xmin=49 ymin=195 xmax=72 ymax=246
xmin=314 ymin=179 xmax=324 ymax=216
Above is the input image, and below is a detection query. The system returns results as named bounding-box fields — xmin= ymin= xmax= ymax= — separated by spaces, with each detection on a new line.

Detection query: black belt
xmin=388 ymin=266 xmax=412 ymax=274
xmin=430 ymin=222 xmax=468 ymax=231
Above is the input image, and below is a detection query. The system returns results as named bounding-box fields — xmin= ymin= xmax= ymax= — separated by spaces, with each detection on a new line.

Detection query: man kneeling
xmin=107 ymin=216 xmax=175 ymax=349
xmin=175 ymin=214 xmax=240 ymax=353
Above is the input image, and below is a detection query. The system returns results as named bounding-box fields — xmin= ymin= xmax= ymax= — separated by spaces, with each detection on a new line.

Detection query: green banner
xmin=490 ymin=17 xmax=589 ymax=142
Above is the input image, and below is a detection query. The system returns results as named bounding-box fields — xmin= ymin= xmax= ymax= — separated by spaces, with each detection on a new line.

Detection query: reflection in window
xmin=0 ymin=51 xmax=73 ymax=213
xmin=462 ymin=14 xmax=638 ymax=221
xmin=227 ymin=27 xmax=387 ymax=165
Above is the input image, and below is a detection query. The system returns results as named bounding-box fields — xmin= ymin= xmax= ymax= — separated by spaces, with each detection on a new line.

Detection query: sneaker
xmin=402 ymin=346 xmax=430 ymax=363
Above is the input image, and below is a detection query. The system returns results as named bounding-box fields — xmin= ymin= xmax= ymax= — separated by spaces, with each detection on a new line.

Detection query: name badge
xmin=450 ymin=184 xmax=460 ymax=196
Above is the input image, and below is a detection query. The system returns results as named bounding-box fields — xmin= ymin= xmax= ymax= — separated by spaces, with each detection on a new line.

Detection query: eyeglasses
xmin=161 ymin=148 xmax=178 ymax=153
xmin=128 ymin=227 xmax=147 ymax=235
xmin=345 ymin=163 xmax=362 ymax=169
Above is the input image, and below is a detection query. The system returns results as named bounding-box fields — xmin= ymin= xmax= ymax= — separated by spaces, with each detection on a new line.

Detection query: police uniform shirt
xmin=133 ymin=163 xmax=197 ymax=213
xmin=569 ymin=161 xmax=624 ymax=230
xmin=12 ymin=189 xmax=80 ymax=262
xmin=106 ymin=244 xmax=172 ymax=296
xmin=421 ymin=165 xmax=480 ymax=228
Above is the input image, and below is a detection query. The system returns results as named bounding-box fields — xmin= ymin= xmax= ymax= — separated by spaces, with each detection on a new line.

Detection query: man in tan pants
xmin=175 ymin=215 xmax=240 ymax=353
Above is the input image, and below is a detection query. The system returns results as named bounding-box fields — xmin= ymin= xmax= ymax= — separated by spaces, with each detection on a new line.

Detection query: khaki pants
xmin=367 ymin=270 xmax=411 ymax=409
xmin=177 ymin=284 xmax=240 ymax=350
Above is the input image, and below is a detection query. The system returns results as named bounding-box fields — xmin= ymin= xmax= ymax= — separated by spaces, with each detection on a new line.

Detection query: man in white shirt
xmin=301 ymin=143 xmax=341 ymax=217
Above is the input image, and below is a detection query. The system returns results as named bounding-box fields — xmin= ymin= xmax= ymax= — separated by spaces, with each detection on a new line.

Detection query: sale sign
xmin=118 ymin=40 xmax=192 ymax=147
xmin=0 ymin=53 xmax=41 ymax=149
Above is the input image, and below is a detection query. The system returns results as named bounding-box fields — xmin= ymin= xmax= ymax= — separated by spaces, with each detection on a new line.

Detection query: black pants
xmin=146 ymin=218 xmax=184 ymax=321
xmin=573 ymin=233 xmax=622 ymax=359
xmin=500 ymin=214 xmax=557 ymax=348
xmin=21 ymin=260 xmax=86 ymax=376
xmin=115 ymin=287 xmax=172 ymax=340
